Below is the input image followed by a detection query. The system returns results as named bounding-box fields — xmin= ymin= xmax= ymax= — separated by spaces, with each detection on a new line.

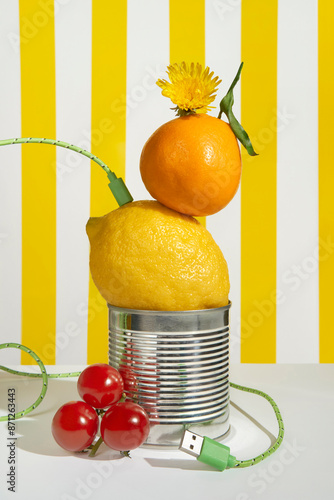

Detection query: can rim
xmin=107 ymin=300 xmax=231 ymax=315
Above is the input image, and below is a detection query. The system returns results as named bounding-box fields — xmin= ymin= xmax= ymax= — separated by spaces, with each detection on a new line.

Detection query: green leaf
xmin=218 ymin=62 xmax=258 ymax=157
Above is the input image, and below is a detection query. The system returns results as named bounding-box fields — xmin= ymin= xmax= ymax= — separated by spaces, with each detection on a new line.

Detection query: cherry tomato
xmin=77 ymin=363 xmax=124 ymax=409
xmin=101 ymin=401 xmax=150 ymax=451
xmin=52 ymin=401 xmax=99 ymax=452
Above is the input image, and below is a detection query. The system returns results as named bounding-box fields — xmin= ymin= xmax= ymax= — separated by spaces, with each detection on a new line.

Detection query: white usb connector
xmin=179 ymin=430 xmax=204 ymax=457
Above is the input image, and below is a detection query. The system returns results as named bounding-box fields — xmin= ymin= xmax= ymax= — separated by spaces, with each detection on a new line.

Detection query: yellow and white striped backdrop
xmin=0 ymin=0 xmax=333 ymax=365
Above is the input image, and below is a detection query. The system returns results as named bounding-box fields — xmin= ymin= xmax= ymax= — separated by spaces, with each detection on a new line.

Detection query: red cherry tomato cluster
xmin=51 ymin=364 xmax=150 ymax=455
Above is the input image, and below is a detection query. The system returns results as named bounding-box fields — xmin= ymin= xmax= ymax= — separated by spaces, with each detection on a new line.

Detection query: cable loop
xmin=0 ymin=343 xmax=81 ymax=422
xmin=230 ymin=381 xmax=285 ymax=468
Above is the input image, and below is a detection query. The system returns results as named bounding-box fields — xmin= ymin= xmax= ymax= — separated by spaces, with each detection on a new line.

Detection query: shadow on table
xmin=144 ymin=402 xmax=277 ymax=471
xmin=145 ymin=457 xmax=219 ymax=471
xmin=230 ymin=401 xmax=277 ymax=445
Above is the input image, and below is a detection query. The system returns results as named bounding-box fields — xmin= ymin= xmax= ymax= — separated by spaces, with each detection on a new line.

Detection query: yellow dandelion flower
xmin=156 ymin=62 xmax=222 ymax=115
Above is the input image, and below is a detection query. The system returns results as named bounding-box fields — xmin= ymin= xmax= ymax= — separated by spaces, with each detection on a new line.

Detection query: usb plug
xmin=179 ymin=430 xmax=236 ymax=471
xmin=179 ymin=429 xmax=204 ymax=457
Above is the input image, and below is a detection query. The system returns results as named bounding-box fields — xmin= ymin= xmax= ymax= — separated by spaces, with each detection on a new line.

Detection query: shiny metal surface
xmin=108 ymin=303 xmax=231 ymax=446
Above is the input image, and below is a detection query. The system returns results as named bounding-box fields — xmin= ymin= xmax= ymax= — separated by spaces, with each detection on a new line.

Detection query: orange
xmin=140 ymin=113 xmax=241 ymax=216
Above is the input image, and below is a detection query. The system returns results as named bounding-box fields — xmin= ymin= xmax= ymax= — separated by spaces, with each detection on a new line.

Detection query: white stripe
xmin=126 ymin=0 xmax=170 ymax=202
xmin=276 ymin=0 xmax=319 ymax=363
xmin=0 ymin=1 xmax=21 ymax=363
xmin=205 ymin=0 xmax=242 ymax=363
xmin=55 ymin=0 xmax=91 ymax=364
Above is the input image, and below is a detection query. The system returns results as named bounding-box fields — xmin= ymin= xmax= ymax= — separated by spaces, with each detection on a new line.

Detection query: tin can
xmin=108 ymin=302 xmax=231 ymax=447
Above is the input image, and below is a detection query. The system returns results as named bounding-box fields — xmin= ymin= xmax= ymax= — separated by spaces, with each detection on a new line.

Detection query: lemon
xmin=86 ymin=200 xmax=229 ymax=311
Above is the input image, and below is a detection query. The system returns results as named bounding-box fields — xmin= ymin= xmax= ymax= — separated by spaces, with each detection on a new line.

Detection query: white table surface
xmin=0 ymin=363 xmax=333 ymax=500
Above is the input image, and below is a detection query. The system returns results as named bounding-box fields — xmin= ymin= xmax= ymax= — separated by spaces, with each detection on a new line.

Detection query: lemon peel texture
xmin=87 ymin=200 xmax=229 ymax=311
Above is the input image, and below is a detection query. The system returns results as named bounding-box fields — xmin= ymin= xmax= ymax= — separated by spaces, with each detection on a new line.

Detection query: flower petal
xmin=156 ymin=62 xmax=221 ymax=114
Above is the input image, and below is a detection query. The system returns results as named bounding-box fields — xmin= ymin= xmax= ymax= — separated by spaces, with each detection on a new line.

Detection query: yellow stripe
xmin=88 ymin=0 xmax=127 ymax=364
xmin=240 ymin=0 xmax=277 ymax=363
xmin=19 ymin=1 xmax=56 ymax=364
xmin=169 ymin=0 xmax=206 ymax=227
xmin=319 ymin=1 xmax=334 ymax=363
xmin=170 ymin=0 xmax=205 ymax=65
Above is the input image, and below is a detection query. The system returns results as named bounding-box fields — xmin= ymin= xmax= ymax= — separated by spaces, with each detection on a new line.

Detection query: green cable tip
xmin=198 ymin=436 xmax=236 ymax=471
xmin=107 ymin=174 xmax=133 ymax=206
xmin=0 ymin=137 xmax=134 ymax=208
xmin=180 ymin=430 xmax=236 ymax=471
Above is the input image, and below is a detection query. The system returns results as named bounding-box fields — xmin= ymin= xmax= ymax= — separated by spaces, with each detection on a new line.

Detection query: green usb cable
xmin=180 ymin=382 xmax=284 ymax=471
xmin=0 ymin=137 xmax=133 ymax=207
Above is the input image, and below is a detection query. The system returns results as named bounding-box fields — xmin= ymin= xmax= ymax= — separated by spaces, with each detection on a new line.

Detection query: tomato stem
xmin=95 ymin=408 xmax=106 ymax=417
xmin=120 ymin=450 xmax=131 ymax=458
xmin=119 ymin=393 xmax=127 ymax=403
xmin=89 ymin=436 xmax=104 ymax=457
